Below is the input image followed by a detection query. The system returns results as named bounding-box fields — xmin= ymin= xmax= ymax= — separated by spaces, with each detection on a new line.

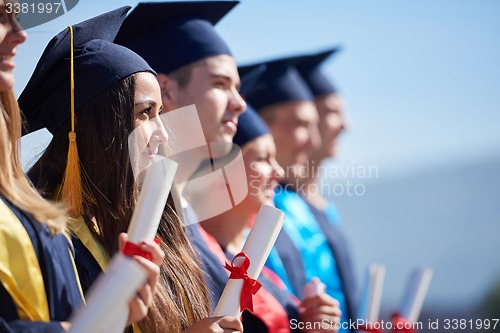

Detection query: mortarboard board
xmin=239 ymin=55 xmax=314 ymax=112
xmin=233 ymin=64 xmax=270 ymax=147
xmin=19 ymin=6 xmax=155 ymax=135
xmin=115 ymin=1 xmax=239 ymax=75
xmin=296 ymin=47 xmax=341 ymax=97
xmin=233 ymin=105 xmax=270 ymax=148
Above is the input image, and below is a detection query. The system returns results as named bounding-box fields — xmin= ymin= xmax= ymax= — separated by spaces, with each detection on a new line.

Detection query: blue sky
xmin=18 ymin=0 xmax=500 ymax=176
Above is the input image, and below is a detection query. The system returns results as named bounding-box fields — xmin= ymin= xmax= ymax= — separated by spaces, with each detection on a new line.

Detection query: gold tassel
xmin=63 ymin=131 xmax=82 ymax=216
xmin=61 ymin=25 xmax=82 ymax=217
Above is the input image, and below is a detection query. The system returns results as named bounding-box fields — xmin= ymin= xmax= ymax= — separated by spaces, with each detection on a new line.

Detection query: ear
xmin=157 ymin=73 xmax=177 ymax=110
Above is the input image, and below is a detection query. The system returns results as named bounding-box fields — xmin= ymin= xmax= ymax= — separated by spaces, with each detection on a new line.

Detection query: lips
xmin=0 ymin=51 xmax=16 ymax=61
xmin=222 ymin=119 xmax=238 ymax=134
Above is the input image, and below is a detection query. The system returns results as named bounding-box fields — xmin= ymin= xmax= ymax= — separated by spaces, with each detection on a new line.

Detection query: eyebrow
xmin=134 ymin=99 xmax=158 ymax=107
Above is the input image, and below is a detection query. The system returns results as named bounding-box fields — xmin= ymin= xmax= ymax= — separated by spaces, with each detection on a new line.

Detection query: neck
xmin=201 ymin=208 xmax=251 ymax=255
xmin=175 ymin=147 xmax=212 ymax=195
xmin=295 ymin=157 xmax=328 ymax=210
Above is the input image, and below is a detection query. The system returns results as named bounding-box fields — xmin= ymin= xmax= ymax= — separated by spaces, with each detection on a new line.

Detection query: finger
xmin=301 ymin=294 xmax=339 ymax=309
xmin=139 ymin=241 xmax=165 ymax=266
xmin=127 ymin=296 xmax=148 ymax=325
xmin=218 ymin=316 xmax=243 ymax=332
xmin=136 ymin=283 xmax=153 ymax=308
xmin=118 ymin=232 xmax=128 ymax=252
xmin=133 ymin=255 xmax=160 ymax=294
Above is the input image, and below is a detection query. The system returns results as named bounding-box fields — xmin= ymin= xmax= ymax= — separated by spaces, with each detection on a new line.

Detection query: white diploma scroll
xmin=399 ymin=267 xmax=433 ymax=322
xmin=213 ymin=204 xmax=284 ymax=317
xmin=303 ymin=277 xmax=326 ymax=299
xmin=127 ymin=155 xmax=178 ymax=243
xmin=68 ymin=254 xmax=147 ymax=333
xmin=358 ymin=264 xmax=385 ymax=323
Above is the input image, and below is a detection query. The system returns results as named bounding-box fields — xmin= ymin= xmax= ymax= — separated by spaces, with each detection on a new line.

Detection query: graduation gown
xmin=267 ymin=185 xmax=356 ymax=332
xmin=0 ymin=196 xmax=84 ymax=333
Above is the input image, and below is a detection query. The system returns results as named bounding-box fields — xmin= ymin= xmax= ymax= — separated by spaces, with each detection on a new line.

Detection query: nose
xmin=271 ymin=159 xmax=284 ymax=181
xmin=150 ymin=116 xmax=169 ymax=144
xmin=227 ymin=87 xmax=247 ymax=117
xmin=7 ymin=15 xmax=28 ymax=45
xmin=308 ymin=124 xmax=322 ymax=151
xmin=12 ymin=30 xmax=27 ymax=45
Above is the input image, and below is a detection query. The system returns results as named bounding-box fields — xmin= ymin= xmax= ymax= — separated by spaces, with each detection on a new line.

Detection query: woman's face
xmin=130 ymin=72 xmax=168 ymax=176
xmin=0 ymin=0 xmax=27 ymax=91
xmin=243 ymin=134 xmax=283 ymax=210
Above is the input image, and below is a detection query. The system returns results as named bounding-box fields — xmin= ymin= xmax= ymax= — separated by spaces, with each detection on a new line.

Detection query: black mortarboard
xmin=19 ymin=6 xmax=155 ymax=134
xmin=115 ymin=1 xmax=238 ymax=75
xmin=233 ymin=105 xmax=270 ymax=148
xmin=296 ymin=47 xmax=341 ymax=97
xmin=238 ymin=64 xmax=266 ymax=98
xmin=239 ymin=56 xmax=314 ymax=112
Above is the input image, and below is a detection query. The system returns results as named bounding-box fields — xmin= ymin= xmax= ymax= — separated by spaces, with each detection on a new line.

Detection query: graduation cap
xmin=238 ymin=64 xmax=266 ymax=98
xmin=115 ymin=1 xmax=239 ymax=75
xmin=233 ymin=105 xmax=270 ymax=148
xmin=296 ymin=47 xmax=341 ymax=97
xmin=19 ymin=6 xmax=155 ymax=135
xmin=238 ymin=55 xmax=314 ymax=112
xmin=19 ymin=7 xmax=155 ymax=216
xmin=232 ymin=64 xmax=270 ymax=147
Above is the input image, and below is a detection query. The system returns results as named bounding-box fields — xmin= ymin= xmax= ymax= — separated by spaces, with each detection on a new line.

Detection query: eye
xmin=213 ymin=80 xmax=227 ymax=89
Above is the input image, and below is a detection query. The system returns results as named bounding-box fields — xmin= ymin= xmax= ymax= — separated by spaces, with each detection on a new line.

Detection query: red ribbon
xmin=358 ymin=315 xmax=417 ymax=333
xmin=223 ymin=252 xmax=262 ymax=313
xmin=121 ymin=237 xmax=162 ymax=261
xmin=391 ymin=314 xmax=415 ymax=333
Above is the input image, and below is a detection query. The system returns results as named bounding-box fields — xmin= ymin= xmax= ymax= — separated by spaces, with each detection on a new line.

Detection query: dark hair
xmin=29 ymin=73 xmax=210 ymax=331
xmin=168 ymin=59 xmax=206 ymax=89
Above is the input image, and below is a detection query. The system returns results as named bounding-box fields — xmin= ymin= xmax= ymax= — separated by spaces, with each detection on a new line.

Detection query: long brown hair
xmin=0 ymin=89 xmax=66 ymax=233
xmin=28 ymin=73 xmax=210 ymax=331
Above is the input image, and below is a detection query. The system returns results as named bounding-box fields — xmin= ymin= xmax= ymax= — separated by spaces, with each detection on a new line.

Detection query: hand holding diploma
xmin=69 ymin=157 xmax=173 ymax=332
xmin=300 ymin=278 xmax=342 ymax=333
xmin=213 ymin=204 xmax=284 ymax=317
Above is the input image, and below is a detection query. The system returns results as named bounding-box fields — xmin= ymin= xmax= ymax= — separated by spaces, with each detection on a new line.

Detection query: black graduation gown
xmin=0 ymin=196 xmax=84 ymax=333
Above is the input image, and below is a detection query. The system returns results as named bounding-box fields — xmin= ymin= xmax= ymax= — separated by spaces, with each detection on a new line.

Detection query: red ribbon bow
xmin=358 ymin=315 xmax=416 ymax=333
xmin=391 ymin=314 xmax=415 ymax=333
xmin=223 ymin=252 xmax=262 ymax=313
xmin=121 ymin=237 xmax=162 ymax=261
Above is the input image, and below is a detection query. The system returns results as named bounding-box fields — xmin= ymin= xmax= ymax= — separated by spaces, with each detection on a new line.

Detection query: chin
xmin=0 ymin=76 xmax=15 ymax=91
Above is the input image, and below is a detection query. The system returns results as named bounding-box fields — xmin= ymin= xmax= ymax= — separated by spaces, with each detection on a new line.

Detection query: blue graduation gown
xmin=266 ymin=185 xmax=356 ymax=332
xmin=0 ymin=196 xmax=84 ymax=333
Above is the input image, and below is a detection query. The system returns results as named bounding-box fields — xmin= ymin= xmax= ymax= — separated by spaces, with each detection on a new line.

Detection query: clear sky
xmin=18 ymin=0 xmax=500 ymax=176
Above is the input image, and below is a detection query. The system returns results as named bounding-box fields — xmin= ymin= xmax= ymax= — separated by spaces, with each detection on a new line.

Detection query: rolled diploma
xmin=127 ymin=155 xmax=178 ymax=243
xmin=357 ymin=264 xmax=385 ymax=323
xmin=213 ymin=204 xmax=284 ymax=317
xmin=399 ymin=267 xmax=433 ymax=322
xmin=367 ymin=264 xmax=385 ymax=322
xmin=303 ymin=277 xmax=326 ymax=299
xmin=68 ymin=254 xmax=147 ymax=333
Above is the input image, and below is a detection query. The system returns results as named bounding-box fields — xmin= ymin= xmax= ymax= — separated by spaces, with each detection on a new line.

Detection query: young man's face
xmin=166 ymin=54 xmax=246 ymax=146
xmin=261 ymin=100 xmax=320 ymax=182
xmin=314 ymin=92 xmax=346 ymax=159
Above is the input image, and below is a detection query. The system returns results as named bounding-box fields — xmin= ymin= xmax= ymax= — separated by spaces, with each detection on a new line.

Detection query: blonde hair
xmin=0 ymin=89 xmax=66 ymax=233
